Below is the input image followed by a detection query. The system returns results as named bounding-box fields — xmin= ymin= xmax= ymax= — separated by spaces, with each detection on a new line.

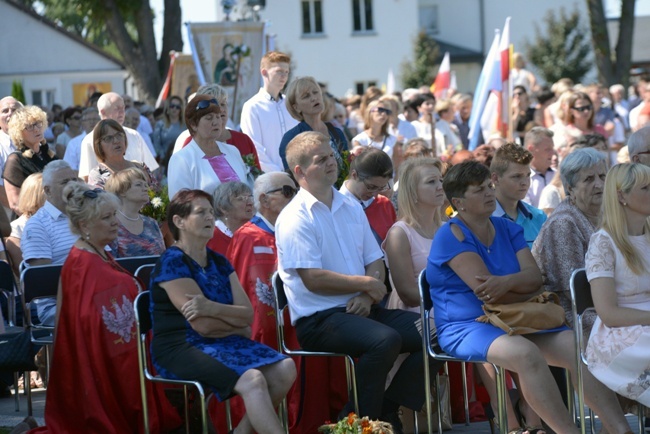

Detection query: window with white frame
xmin=352 ymin=0 xmax=373 ymax=33
xmin=419 ymin=5 xmax=439 ymax=35
xmin=302 ymin=0 xmax=324 ymax=35
xmin=31 ymin=89 xmax=55 ymax=107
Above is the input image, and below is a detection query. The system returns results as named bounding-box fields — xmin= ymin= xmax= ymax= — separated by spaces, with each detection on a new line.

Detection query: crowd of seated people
xmin=2 ymin=49 xmax=650 ymax=434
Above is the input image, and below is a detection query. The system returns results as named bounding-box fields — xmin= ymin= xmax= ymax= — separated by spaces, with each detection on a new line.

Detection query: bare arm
xmin=591 ymin=277 xmax=650 ymax=327
xmin=383 ymin=225 xmax=420 ymax=308
xmin=4 ymin=183 xmax=20 ymax=215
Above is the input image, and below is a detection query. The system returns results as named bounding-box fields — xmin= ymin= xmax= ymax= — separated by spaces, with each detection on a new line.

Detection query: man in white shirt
xmin=629 ymin=81 xmax=650 ymax=131
xmin=22 ymin=160 xmax=80 ymax=325
xmin=0 ymin=96 xmax=22 ymax=210
xmin=77 ymin=92 xmax=158 ymax=179
xmin=524 ymin=127 xmax=555 ymax=208
xmin=240 ymin=51 xmax=298 ymax=172
xmin=275 ymin=131 xmax=435 ymax=427
xmin=63 ymin=107 xmax=100 ymax=171
xmin=124 ymin=107 xmax=156 ymax=157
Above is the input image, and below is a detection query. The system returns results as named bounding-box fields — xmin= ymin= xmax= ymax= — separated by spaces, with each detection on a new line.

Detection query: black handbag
xmin=0 ymin=326 xmax=37 ymax=371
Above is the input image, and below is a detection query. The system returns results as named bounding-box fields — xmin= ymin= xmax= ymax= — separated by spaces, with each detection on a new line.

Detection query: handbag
xmin=0 ymin=326 xmax=37 ymax=371
xmin=476 ymin=291 xmax=566 ymax=336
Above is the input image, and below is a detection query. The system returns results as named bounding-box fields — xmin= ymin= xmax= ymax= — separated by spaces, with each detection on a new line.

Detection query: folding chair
xmin=0 ymin=260 xmax=24 ymax=412
xmin=20 ymin=263 xmax=62 ymax=416
xmin=570 ymin=268 xmax=645 ymax=434
xmin=116 ymin=255 xmax=160 ymax=275
xmin=134 ymin=264 xmax=156 ymax=290
xmin=271 ymin=272 xmax=359 ymax=420
xmin=418 ymin=270 xmax=508 ymax=434
xmin=134 ymin=291 xmax=231 ymax=434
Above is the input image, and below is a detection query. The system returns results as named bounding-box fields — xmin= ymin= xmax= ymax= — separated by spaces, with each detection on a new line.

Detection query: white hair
xmin=97 ymin=92 xmax=121 ymax=114
xmin=253 ymin=172 xmax=292 ymax=209
xmin=627 ymin=126 xmax=650 ymax=158
xmin=42 ymin=160 xmax=73 ymax=187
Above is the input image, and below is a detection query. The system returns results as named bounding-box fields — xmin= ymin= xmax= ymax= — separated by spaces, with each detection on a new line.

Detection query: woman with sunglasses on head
xmin=351 ymin=100 xmax=399 ymax=158
xmin=152 ymin=95 xmax=185 ymax=170
xmin=278 ymin=76 xmax=348 ymax=171
xmin=168 ymin=94 xmax=249 ymax=199
xmin=207 ymin=181 xmax=255 ymax=256
xmin=30 ymin=182 xmax=180 ymax=434
xmin=3 ymin=106 xmax=57 ymax=215
xmin=87 ymin=119 xmax=158 ymax=190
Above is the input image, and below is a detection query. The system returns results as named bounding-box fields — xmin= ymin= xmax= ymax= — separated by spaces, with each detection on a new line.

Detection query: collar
xmin=494 ymin=199 xmax=532 ymax=221
xmin=252 ymin=213 xmax=275 ymax=234
xmin=43 ymin=200 xmax=66 ymax=220
xmin=339 ymin=181 xmax=374 ymax=209
xmin=215 ymin=219 xmax=233 ymax=238
xmin=298 ymin=186 xmax=345 ymax=212
xmin=530 ymin=166 xmax=554 ymax=177
xmin=260 ymin=87 xmax=284 ymax=102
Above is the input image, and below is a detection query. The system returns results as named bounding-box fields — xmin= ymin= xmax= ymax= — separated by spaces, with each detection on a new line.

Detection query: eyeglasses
xmin=636 ymin=150 xmax=650 ymax=155
xmin=513 ymin=91 xmax=526 ymax=97
xmin=71 ymin=115 xmax=82 ymax=120
xmin=169 ymin=104 xmax=182 ymax=110
xmin=371 ymin=107 xmax=392 ymax=116
xmin=195 ymin=99 xmax=219 ymax=111
xmin=265 ymin=185 xmax=298 ymax=198
xmin=83 ymin=188 xmax=104 ymax=199
xmin=361 ymin=178 xmax=391 ymax=193
xmin=100 ymin=132 xmax=125 ymax=144
xmin=234 ymin=194 xmax=254 ymax=203
xmin=25 ymin=121 xmax=43 ymax=132
xmin=572 ymin=105 xmax=592 ymax=113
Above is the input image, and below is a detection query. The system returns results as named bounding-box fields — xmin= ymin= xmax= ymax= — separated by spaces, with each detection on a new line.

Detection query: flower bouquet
xmin=318 ymin=413 xmax=393 ymax=434
xmin=242 ymin=153 xmax=264 ymax=180
xmin=140 ymin=185 xmax=169 ymax=223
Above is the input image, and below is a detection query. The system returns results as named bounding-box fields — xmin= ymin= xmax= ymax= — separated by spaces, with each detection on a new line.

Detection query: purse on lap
xmin=476 ymin=291 xmax=566 ymax=336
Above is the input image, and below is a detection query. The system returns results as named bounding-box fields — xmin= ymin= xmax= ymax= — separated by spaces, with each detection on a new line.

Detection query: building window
xmin=31 ymin=89 xmax=55 ymax=107
xmin=302 ymin=0 xmax=323 ymax=35
xmin=352 ymin=0 xmax=373 ymax=32
xmin=419 ymin=5 xmax=439 ymax=35
xmin=355 ymin=81 xmax=377 ymax=95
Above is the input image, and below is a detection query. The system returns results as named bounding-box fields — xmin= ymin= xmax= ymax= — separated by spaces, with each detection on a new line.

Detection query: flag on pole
xmin=450 ymin=71 xmax=457 ymax=94
xmin=468 ymin=31 xmax=501 ymax=151
xmin=186 ymin=23 xmax=207 ymax=86
xmin=155 ymin=51 xmax=178 ymax=108
xmin=430 ymin=52 xmax=451 ymax=99
xmin=498 ymin=17 xmax=511 ymax=139
xmin=386 ymin=69 xmax=396 ymax=95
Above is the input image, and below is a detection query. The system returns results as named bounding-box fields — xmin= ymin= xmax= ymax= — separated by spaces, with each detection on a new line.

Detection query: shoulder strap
xmin=325 ymin=122 xmax=344 ymax=153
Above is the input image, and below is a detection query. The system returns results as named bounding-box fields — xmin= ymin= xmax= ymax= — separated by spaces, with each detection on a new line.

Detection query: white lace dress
xmin=585 ymin=229 xmax=650 ymax=406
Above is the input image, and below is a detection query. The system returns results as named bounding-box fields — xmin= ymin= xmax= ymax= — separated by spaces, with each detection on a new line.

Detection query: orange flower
xmin=347 ymin=412 xmax=355 ymax=425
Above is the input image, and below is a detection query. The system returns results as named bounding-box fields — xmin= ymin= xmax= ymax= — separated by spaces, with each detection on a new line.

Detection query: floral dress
xmin=585 ymin=229 xmax=650 ymax=406
xmin=109 ymin=216 xmax=165 ymax=258
xmin=149 ymin=246 xmax=287 ymax=401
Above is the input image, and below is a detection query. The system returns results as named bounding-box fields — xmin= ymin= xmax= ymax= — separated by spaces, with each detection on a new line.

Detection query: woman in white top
xmin=410 ymin=93 xmax=446 ymax=158
xmin=351 ymin=100 xmax=399 ymax=158
xmin=167 ymin=95 xmax=249 ymax=198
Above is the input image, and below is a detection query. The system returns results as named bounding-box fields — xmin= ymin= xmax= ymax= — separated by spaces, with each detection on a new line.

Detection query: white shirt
xmin=276 ymin=187 xmax=383 ymax=324
xmin=0 ymin=130 xmax=17 ymax=186
xmin=167 ymin=139 xmax=249 ymax=198
xmin=524 ymin=167 xmax=555 ymax=209
xmin=435 ymin=119 xmax=462 ymax=152
xmin=351 ymin=131 xmax=398 ymax=157
xmin=63 ymin=131 xmax=87 ymax=171
xmin=172 ymin=129 xmax=191 ymax=154
xmin=78 ymin=126 xmax=159 ymax=178
xmin=240 ymin=88 xmax=299 ymax=172
xmin=388 ymin=119 xmax=417 ymax=142
xmin=411 ymin=120 xmax=446 ymax=157
xmin=629 ymin=102 xmax=646 ymax=131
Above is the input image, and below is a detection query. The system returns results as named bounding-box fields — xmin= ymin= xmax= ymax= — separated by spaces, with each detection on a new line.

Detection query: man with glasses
xmin=240 ymin=51 xmax=298 ymax=172
xmin=77 ymin=92 xmax=158 ymax=180
xmin=276 ymin=131 xmax=436 ymax=431
xmin=627 ymin=126 xmax=650 ymax=167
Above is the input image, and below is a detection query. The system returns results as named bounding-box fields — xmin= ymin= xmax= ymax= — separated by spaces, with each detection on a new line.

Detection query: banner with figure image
xmin=186 ymin=21 xmax=266 ymax=125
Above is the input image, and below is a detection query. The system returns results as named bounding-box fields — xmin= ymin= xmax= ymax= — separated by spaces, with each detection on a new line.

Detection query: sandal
xmin=507 ymin=429 xmax=528 ymax=434
xmin=526 ymin=428 xmax=546 ymax=434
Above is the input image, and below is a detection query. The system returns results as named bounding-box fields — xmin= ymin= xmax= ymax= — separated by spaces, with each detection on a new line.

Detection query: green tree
xmin=20 ymin=0 xmax=183 ymax=104
xmin=11 ymin=81 xmax=26 ymax=104
xmin=526 ymin=8 xmax=592 ymax=84
xmin=586 ymin=0 xmax=636 ymax=87
xmin=401 ymin=31 xmax=440 ymax=89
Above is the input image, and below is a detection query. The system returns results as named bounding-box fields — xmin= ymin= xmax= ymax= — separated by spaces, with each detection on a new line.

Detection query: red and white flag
xmin=430 ymin=52 xmax=450 ymax=99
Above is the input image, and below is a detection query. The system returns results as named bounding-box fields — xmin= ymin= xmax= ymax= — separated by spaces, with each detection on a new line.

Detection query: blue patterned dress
xmin=149 ymin=246 xmax=287 ymax=401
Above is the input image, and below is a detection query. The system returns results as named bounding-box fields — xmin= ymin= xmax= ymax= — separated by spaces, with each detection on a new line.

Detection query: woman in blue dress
xmin=150 ymin=189 xmax=296 ymax=434
xmin=426 ymin=161 xmax=632 ymax=434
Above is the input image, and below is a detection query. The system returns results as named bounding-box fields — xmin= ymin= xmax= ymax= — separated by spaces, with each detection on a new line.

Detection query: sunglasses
xmin=265 ymin=185 xmax=298 ymax=198
xmin=195 ymin=99 xmax=219 ymax=111
xmin=25 ymin=121 xmax=43 ymax=132
xmin=83 ymin=188 xmax=104 ymax=199
xmin=572 ymin=105 xmax=592 ymax=113
xmin=71 ymin=115 xmax=82 ymax=120
xmin=169 ymin=104 xmax=182 ymax=110
xmin=371 ymin=107 xmax=392 ymax=116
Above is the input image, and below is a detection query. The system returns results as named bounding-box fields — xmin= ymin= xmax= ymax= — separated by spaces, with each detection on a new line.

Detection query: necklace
xmin=118 ymin=209 xmax=142 ymax=222
xmin=83 ymin=239 xmax=109 ymax=261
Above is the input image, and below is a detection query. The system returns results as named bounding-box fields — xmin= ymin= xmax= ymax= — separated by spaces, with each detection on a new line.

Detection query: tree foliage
xmin=401 ymin=31 xmax=440 ymax=89
xmin=526 ymin=8 xmax=592 ymax=85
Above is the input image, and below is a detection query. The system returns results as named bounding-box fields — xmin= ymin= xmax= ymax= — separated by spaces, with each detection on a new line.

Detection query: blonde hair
xmin=285 ymin=76 xmax=322 ymax=121
xmin=104 ymin=167 xmax=148 ymax=198
xmin=397 ymin=157 xmax=443 ymax=229
xmin=363 ymin=100 xmax=389 ymax=136
xmin=286 ymin=131 xmax=329 ymax=176
xmin=8 ymin=106 xmax=48 ymax=148
xmin=63 ymin=182 xmax=120 ymax=236
xmin=17 ymin=173 xmax=45 ymax=217
xmin=601 ymin=163 xmax=650 ymax=274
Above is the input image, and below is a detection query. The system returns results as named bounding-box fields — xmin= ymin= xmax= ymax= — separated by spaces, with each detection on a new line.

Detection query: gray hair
xmin=97 ymin=92 xmax=121 ymax=113
xmin=42 ymin=160 xmax=73 ymax=187
xmin=63 ymin=182 xmax=120 ymax=236
xmin=196 ymin=84 xmax=229 ymax=106
xmin=560 ymin=147 xmax=607 ymax=191
xmin=524 ymin=126 xmax=554 ymax=147
xmin=212 ymin=181 xmax=252 ymax=218
xmin=627 ymin=126 xmax=650 ymax=158
xmin=253 ymin=172 xmax=292 ymax=209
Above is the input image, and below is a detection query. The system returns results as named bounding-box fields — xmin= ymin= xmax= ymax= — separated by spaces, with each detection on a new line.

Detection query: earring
xmin=85 ymin=233 xmax=91 ymax=240
xmin=623 ymin=202 xmax=627 ymax=206
xmin=460 ymin=207 xmax=466 ymax=211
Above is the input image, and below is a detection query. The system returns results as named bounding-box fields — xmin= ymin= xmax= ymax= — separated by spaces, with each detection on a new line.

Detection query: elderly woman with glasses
xmin=32 ymin=182 xmax=180 ymax=434
xmin=207 ymin=181 xmax=255 ymax=255
xmin=87 ymin=119 xmax=157 ymax=190
xmin=168 ymin=94 xmax=250 ymax=199
xmin=3 ymin=106 xmax=57 ymax=214
xmin=426 ymin=160 xmax=633 ymax=434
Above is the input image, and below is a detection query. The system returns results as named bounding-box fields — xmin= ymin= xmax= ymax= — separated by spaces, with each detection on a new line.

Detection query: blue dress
xmin=427 ymin=217 xmax=535 ymax=361
xmin=149 ymin=246 xmax=287 ymax=401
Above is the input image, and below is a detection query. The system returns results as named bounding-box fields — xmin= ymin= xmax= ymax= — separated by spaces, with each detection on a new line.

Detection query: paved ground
xmin=0 ymin=387 xmax=644 ymax=433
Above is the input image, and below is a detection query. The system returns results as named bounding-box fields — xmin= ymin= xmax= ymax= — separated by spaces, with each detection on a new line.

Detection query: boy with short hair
xmin=240 ymin=51 xmax=299 ymax=172
xmin=490 ymin=142 xmax=547 ymax=247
